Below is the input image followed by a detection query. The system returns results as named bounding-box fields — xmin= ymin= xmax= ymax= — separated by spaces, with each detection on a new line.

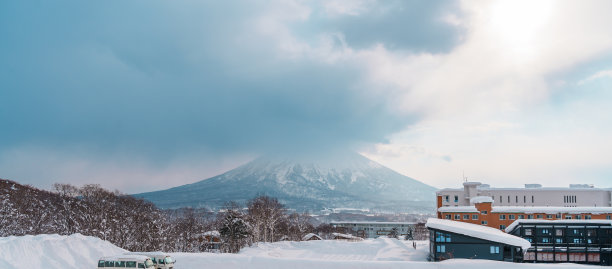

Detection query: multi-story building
xmin=437 ymin=198 xmax=612 ymax=231
xmin=437 ymin=182 xmax=612 ymax=208
xmin=506 ymin=220 xmax=612 ymax=265
xmin=330 ymin=221 xmax=417 ymax=238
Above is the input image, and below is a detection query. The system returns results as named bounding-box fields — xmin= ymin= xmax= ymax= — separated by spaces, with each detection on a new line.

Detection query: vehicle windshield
xmin=98 ymin=260 xmax=105 ymax=267
xmin=164 ymin=257 xmax=174 ymax=264
xmin=145 ymin=259 xmax=154 ymax=267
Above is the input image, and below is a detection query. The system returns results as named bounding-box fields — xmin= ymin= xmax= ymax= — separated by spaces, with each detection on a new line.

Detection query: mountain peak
xmin=135 ymin=152 xmax=436 ymax=213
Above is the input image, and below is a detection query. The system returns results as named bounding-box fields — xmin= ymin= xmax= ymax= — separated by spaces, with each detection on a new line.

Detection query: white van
xmin=125 ymin=252 xmax=175 ymax=269
xmin=97 ymin=254 xmax=155 ymax=268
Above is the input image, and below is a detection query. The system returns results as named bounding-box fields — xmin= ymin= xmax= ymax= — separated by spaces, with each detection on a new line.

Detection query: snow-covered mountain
xmin=135 ymin=152 xmax=437 ymax=212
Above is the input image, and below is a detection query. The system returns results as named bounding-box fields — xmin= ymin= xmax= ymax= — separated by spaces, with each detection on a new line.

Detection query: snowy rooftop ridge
xmin=470 ymin=196 xmax=493 ymax=204
xmin=426 ymin=218 xmax=531 ymax=250
xmin=492 ymin=206 xmax=612 ymax=214
xmin=505 ymin=219 xmax=612 ymax=233
xmin=438 ymin=206 xmax=612 ymax=214
xmin=437 ymin=206 xmax=479 ymax=213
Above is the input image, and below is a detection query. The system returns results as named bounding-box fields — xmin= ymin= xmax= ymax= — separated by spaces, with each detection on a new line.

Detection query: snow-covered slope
xmin=0 ymin=234 xmax=125 ymax=269
xmin=135 ymin=152 xmax=436 ymax=212
xmin=1 ymin=234 xmax=594 ymax=269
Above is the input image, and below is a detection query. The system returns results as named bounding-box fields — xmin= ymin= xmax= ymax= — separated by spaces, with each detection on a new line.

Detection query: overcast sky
xmin=1 ymin=0 xmax=612 ymax=193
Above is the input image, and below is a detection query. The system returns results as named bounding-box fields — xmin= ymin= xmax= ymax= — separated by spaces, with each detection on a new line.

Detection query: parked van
xmin=97 ymin=254 xmax=155 ymax=268
xmin=125 ymin=252 xmax=175 ymax=269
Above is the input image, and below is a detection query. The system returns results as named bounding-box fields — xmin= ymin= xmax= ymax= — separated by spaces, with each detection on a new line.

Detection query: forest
xmin=0 ymin=179 xmax=348 ymax=253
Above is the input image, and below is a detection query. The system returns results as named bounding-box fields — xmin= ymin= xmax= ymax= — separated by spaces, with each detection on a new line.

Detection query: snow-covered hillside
xmin=0 ymin=234 xmax=594 ymax=269
xmin=136 ymin=152 xmax=436 ymax=212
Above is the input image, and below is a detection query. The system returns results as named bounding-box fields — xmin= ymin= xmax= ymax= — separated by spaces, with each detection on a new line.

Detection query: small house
xmin=426 ymin=218 xmax=530 ymax=262
xmin=197 ymin=231 xmax=222 ymax=252
xmin=302 ymin=233 xmax=322 ymax=241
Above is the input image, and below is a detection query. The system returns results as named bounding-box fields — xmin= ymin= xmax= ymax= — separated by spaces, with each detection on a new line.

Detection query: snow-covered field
xmin=0 ymin=234 xmax=596 ymax=269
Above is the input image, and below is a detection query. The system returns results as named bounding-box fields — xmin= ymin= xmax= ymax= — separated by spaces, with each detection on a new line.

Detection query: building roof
xmin=437 ymin=206 xmax=479 ymax=213
xmin=470 ymin=196 xmax=493 ymax=204
xmin=438 ymin=205 xmax=612 ymax=214
xmin=505 ymin=219 xmax=612 ymax=233
xmin=330 ymin=221 xmax=417 ymax=225
xmin=492 ymin=206 xmax=612 ymax=214
xmin=331 ymin=233 xmax=363 ymax=240
xmin=302 ymin=233 xmax=322 ymax=241
xmin=426 ymin=218 xmax=531 ymax=250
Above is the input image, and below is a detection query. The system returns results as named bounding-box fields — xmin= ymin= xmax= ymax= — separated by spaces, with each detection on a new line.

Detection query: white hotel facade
xmin=437 ymin=182 xmax=612 ymax=208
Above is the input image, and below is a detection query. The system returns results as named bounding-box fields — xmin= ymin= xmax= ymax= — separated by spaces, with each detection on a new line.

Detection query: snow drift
xmin=0 ymin=234 xmax=124 ymax=269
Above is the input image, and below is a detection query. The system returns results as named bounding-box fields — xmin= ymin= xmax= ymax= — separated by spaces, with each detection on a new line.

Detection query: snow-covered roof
xmin=101 ymin=254 xmax=152 ymax=261
xmin=202 ymin=231 xmax=221 ymax=237
xmin=425 ymin=218 xmax=531 ymax=250
xmin=470 ymin=196 xmax=493 ymax=204
xmin=330 ymin=221 xmax=417 ymax=225
xmin=437 ymin=206 xmax=479 ymax=213
xmin=332 ymin=233 xmax=363 ymax=240
xmin=505 ymin=219 xmax=612 ymax=233
xmin=492 ymin=206 xmax=612 ymax=214
xmin=302 ymin=233 xmax=322 ymax=241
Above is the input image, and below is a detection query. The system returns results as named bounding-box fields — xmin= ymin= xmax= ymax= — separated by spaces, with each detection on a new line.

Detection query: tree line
xmin=0 ymin=179 xmax=346 ymax=253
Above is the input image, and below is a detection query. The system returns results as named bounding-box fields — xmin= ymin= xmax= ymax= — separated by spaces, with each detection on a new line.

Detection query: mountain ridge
xmin=135 ymin=152 xmax=437 ymax=213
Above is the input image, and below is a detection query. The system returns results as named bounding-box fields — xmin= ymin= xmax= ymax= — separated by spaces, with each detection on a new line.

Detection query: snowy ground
xmin=0 ymin=234 xmax=597 ymax=269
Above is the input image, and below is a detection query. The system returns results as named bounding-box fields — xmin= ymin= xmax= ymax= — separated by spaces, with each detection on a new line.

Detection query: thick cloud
xmin=0 ymin=0 xmax=459 ymax=190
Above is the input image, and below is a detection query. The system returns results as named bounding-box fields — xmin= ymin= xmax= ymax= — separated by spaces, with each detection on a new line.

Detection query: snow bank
xmin=0 ymin=234 xmax=125 ymax=269
xmin=426 ymin=218 xmax=531 ymax=250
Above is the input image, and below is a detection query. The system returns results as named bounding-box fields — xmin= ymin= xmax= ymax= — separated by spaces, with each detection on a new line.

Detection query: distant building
xmin=302 ymin=233 xmax=322 ymax=241
xmin=437 ymin=197 xmax=612 ymax=230
xmin=331 ymin=232 xmax=363 ymax=241
xmin=437 ymin=182 xmax=612 ymax=208
xmin=505 ymin=220 xmax=612 ymax=265
xmin=426 ymin=218 xmax=530 ymax=262
xmin=330 ymin=221 xmax=417 ymax=238
xmin=197 ymin=231 xmax=222 ymax=252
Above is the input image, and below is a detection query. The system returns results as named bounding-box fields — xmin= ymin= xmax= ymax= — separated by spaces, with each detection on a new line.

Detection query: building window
xmin=565 ymin=215 xmax=572 ymax=219
xmin=556 ymin=213 xmax=562 ymax=219
xmin=499 ymin=215 xmax=506 ymax=220
xmin=524 ymin=196 xmax=526 ymax=203
xmin=524 ymin=229 xmax=533 ymax=236
xmin=500 ymin=225 xmax=506 ymax=230
xmin=527 ymin=215 xmax=534 ymax=219
xmin=445 ymin=196 xmax=449 ymax=202
xmin=482 ymin=221 xmax=488 ymax=225
xmin=573 ymin=238 xmax=583 ymax=244
xmin=575 ymin=215 xmax=582 ymax=220
xmin=508 ymin=196 xmax=510 ymax=203
xmin=585 ymin=215 xmax=592 ymax=220
xmin=532 ymin=196 xmax=534 ymax=203
xmin=490 ymin=246 xmax=500 ymax=254
xmin=472 ymin=214 xmax=479 ymax=220
xmin=542 ymin=229 xmax=550 ymax=235
xmin=555 ymin=229 xmax=563 ymax=236
xmin=481 ymin=210 xmax=488 ymax=215
xmin=454 ymin=214 xmax=461 ymax=220
xmin=516 ymin=196 xmax=518 ymax=203
xmin=556 ymin=238 xmax=563 ymax=244
xmin=499 ymin=196 xmax=502 ymax=203
xmin=435 ymin=232 xmax=452 ymax=242
xmin=437 ymin=245 xmax=446 ymax=253
xmin=463 ymin=214 xmax=470 ymax=220
xmin=509 ymin=215 xmax=515 ymax=220
xmin=536 ymin=215 xmax=543 ymax=219
xmin=445 ymin=215 xmax=451 ymax=219
xmin=518 ymin=215 xmax=525 ymax=219
xmin=607 ymin=215 xmax=611 ymax=220
xmin=541 ymin=237 xmax=550 ymax=243
xmin=546 ymin=215 xmax=553 ymax=219
xmin=454 ymin=195 xmax=459 ymax=202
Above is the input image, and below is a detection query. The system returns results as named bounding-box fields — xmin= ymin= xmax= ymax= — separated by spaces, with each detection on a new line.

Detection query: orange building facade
xmin=437 ymin=197 xmax=612 ymax=230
